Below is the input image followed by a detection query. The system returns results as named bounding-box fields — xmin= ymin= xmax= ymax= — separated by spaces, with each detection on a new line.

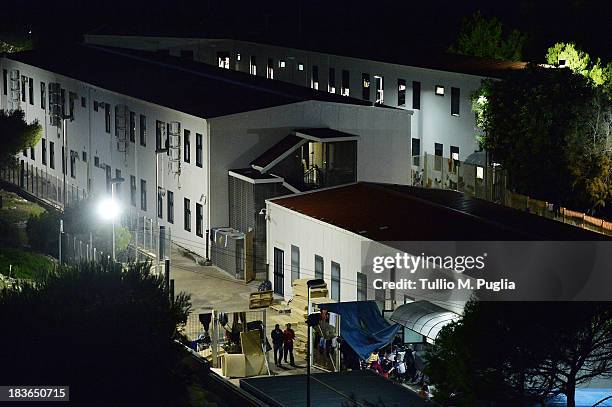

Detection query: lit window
xmin=236 ymin=53 xmax=241 ymax=61
xmin=298 ymin=63 xmax=304 ymax=71
xmin=435 ymin=85 xmax=445 ymax=96
xmin=476 ymin=166 xmax=484 ymax=179
xmin=250 ymin=56 xmax=257 ymax=75
xmin=279 ymin=60 xmax=286 ymax=68
xmin=374 ymin=75 xmax=383 ymax=104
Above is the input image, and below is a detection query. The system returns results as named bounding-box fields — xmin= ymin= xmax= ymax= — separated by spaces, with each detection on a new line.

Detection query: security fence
xmin=411 ymin=153 xmax=612 ymax=236
xmin=0 ymin=160 xmax=87 ymax=210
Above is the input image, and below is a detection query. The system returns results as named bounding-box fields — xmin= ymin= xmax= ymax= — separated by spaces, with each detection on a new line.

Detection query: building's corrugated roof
xmin=86 ymin=28 xmax=527 ymax=78
xmin=269 ymin=182 xmax=607 ymax=241
xmin=5 ymin=44 xmax=374 ymax=119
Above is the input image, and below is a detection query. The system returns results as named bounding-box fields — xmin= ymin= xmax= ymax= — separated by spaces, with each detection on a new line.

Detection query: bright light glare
xmin=98 ymin=198 xmax=121 ymax=221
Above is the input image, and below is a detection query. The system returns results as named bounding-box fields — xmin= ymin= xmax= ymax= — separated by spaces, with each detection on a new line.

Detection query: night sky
xmin=2 ymin=0 xmax=611 ymax=62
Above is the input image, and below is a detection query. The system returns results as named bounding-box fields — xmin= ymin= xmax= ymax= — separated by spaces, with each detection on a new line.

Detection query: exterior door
xmin=273 ymin=247 xmax=284 ymax=295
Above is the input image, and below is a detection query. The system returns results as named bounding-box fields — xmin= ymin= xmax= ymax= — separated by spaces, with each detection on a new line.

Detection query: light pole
xmin=98 ymin=176 xmax=124 ymax=262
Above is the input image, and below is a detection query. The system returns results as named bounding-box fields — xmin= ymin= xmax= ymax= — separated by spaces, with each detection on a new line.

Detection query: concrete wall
xmin=85 ymin=35 xmax=484 ymax=161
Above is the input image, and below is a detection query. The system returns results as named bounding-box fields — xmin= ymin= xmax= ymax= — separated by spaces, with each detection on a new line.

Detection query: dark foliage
xmin=0 ymin=261 xmax=191 ymax=406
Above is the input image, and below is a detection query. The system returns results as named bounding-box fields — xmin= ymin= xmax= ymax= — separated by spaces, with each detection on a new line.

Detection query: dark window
xmin=82 ymin=151 xmax=87 ymax=162
xmin=60 ymin=89 xmax=65 ymax=116
xmin=435 ymin=143 xmax=443 ymax=157
xmin=2 ymin=69 xmax=6 ymax=95
xmin=184 ymin=129 xmax=191 ymax=163
xmin=61 ymin=147 xmax=66 ymax=174
xmin=328 ymin=68 xmax=336 ymax=93
xmin=311 ymin=65 xmax=319 ymax=89
xmin=139 ymin=114 xmax=147 ymax=146
xmin=130 ymin=176 xmax=137 ymax=207
xmin=331 ymin=261 xmax=341 ymax=301
xmin=30 ymin=146 xmax=34 ymax=160
xmin=451 ymin=87 xmax=460 ymax=116
xmin=196 ymin=203 xmax=203 ymax=237
xmin=434 ymin=142 xmax=443 ymax=171
xmin=81 ymin=96 xmax=86 ymax=108
xmin=167 ymin=190 xmax=174 ymax=223
xmin=40 ymin=82 xmax=46 ymax=109
xmin=42 ymin=139 xmax=47 ymax=165
xmin=398 ymin=79 xmax=406 ymax=107
xmin=104 ymin=103 xmax=111 ymax=133
xmin=115 ymin=169 xmax=122 ymax=197
xmin=70 ymin=150 xmax=76 ymax=178
xmin=49 ymin=142 xmax=55 ymax=169
xmin=357 ymin=272 xmax=367 ymax=301
xmin=140 ymin=179 xmax=147 ymax=211
xmin=412 ymin=81 xmax=421 ymax=109
xmin=196 ymin=133 xmax=202 ymax=168
xmin=341 ymin=70 xmax=350 ymax=96
xmin=156 ymin=120 xmax=164 ymax=150
xmin=291 ymin=245 xmax=300 ymax=282
xmin=93 ymin=101 xmax=98 ymax=112
xmin=158 ymin=187 xmax=163 ymax=219
xmin=362 ymin=73 xmax=370 ymax=100
xmin=21 ymin=76 xmax=26 ymax=102
xmin=94 ymin=156 xmax=99 ymax=167
xmin=412 ymin=138 xmax=421 ymax=165
xmin=68 ymin=92 xmax=76 ymax=118
xmin=129 ymin=111 xmax=135 ymax=142
xmin=184 ymin=198 xmax=191 ymax=232
xmin=105 ymin=165 xmax=111 ymax=193
xmin=267 ymin=58 xmax=274 ymax=79
xmin=180 ymin=50 xmax=194 ymax=59
xmin=28 ymin=78 xmax=34 ymax=105
xmin=315 ymin=255 xmax=324 ymax=280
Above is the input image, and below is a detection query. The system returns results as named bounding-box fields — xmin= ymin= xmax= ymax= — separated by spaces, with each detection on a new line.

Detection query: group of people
xmin=270 ymin=323 xmax=296 ymax=367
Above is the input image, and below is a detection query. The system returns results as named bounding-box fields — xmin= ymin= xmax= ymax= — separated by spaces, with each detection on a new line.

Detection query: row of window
xmin=210 ymin=53 xmax=462 ymax=115
xmin=284 ymin=245 xmax=341 ymax=301
xmin=411 ymin=139 xmax=460 ymax=162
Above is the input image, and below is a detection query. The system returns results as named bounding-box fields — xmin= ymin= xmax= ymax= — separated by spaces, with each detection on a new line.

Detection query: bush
xmin=26 ymin=210 xmax=59 ymax=257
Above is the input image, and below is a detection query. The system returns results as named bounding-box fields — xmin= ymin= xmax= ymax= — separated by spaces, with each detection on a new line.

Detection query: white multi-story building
xmin=0 ymin=44 xmax=409 ymax=262
xmin=84 ymin=33 xmax=527 ymax=163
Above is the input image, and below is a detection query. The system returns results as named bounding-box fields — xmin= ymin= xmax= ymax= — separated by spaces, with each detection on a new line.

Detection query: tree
xmin=475 ymin=65 xmax=612 ymax=212
xmin=426 ymin=301 xmax=612 ymax=407
xmin=0 ymin=260 xmax=192 ymax=406
xmin=448 ymin=11 xmax=527 ymax=61
xmin=0 ymin=109 xmax=42 ymax=168
xmin=546 ymin=42 xmax=612 ymax=90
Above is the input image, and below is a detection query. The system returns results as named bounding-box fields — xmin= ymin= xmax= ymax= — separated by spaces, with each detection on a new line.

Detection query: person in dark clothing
xmin=283 ymin=323 xmax=296 ymax=366
xmin=271 ymin=324 xmax=284 ymax=367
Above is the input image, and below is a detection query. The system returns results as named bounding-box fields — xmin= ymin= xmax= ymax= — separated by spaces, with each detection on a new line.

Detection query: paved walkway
xmin=169 ymin=244 xmax=309 ymax=377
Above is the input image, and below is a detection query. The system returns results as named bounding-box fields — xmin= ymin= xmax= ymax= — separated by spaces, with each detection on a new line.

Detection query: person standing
xmin=283 ymin=323 xmax=296 ymax=367
xmin=271 ymin=324 xmax=284 ymax=367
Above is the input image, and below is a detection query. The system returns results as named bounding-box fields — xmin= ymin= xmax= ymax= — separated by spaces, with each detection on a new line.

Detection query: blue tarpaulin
xmin=318 ymin=301 xmax=401 ymax=360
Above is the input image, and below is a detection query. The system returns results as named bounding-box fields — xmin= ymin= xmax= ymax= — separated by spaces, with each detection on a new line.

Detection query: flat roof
xmin=86 ymin=30 xmax=527 ymax=78
xmin=5 ymin=44 xmax=374 ymax=119
xmin=268 ymin=182 xmax=607 ymax=241
xmin=229 ymin=168 xmax=283 ymax=184
xmin=240 ymin=370 xmax=433 ymax=407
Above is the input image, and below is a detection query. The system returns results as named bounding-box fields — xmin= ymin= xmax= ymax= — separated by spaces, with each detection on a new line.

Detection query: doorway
xmin=273 ymin=247 xmax=284 ymax=295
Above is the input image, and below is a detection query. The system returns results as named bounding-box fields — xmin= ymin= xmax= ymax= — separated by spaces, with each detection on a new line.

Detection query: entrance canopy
xmin=390 ymin=300 xmax=460 ymax=342
xmin=318 ymin=301 xmax=400 ymax=360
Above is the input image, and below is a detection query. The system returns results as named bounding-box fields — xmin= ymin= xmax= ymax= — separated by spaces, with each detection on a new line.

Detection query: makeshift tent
xmin=318 ymin=301 xmax=401 ymax=360
xmin=390 ymin=300 xmax=460 ymax=342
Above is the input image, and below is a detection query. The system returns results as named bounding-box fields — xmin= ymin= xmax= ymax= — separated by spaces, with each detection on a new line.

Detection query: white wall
xmin=84 ymin=35 xmax=485 ymax=161
xmin=0 ymin=57 xmax=210 ymax=257
xmin=208 ymin=100 xmax=411 ymax=228
xmin=266 ymin=199 xmax=368 ymax=301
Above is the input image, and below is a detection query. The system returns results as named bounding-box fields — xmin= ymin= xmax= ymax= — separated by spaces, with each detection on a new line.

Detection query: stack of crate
xmin=286 ymin=279 xmax=329 ymax=361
